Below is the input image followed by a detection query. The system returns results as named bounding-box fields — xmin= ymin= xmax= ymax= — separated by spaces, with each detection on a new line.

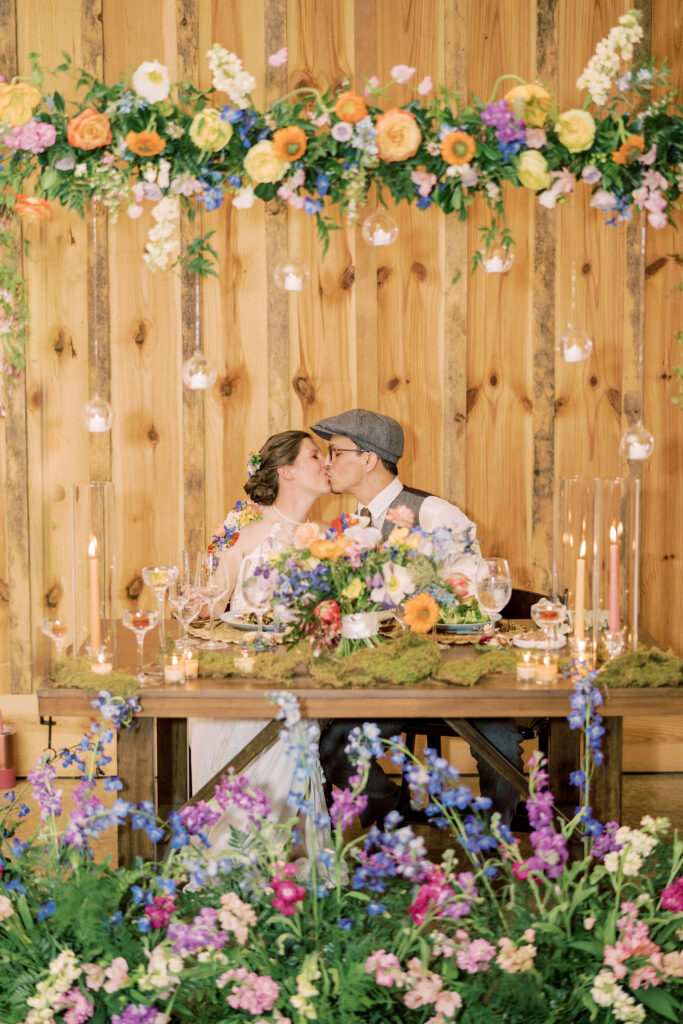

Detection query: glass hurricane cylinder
xmin=71 ymin=482 xmax=116 ymax=662
xmin=553 ymin=477 xmax=598 ymax=665
xmin=593 ymin=477 xmax=640 ymax=654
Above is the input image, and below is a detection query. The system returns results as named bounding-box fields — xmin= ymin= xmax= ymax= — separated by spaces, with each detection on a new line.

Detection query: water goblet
xmin=41 ymin=617 xmax=69 ymax=657
xmin=122 ymin=609 xmax=159 ymax=687
xmin=240 ymin=556 xmax=276 ymax=651
xmin=195 ymin=553 xmax=230 ymax=650
xmin=168 ymin=579 xmax=202 ymax=649
xmin=142 ymin=564 xmax=179 ymax=657
xmin=530 ymin=598 xmax=567 ymax=655
xmin=474 ymin=557 xmax=512 ymax=632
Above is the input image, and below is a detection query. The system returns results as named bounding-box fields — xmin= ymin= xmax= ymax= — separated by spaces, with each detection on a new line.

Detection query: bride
xmin=188 ymin=430 xmax=332 ymax=854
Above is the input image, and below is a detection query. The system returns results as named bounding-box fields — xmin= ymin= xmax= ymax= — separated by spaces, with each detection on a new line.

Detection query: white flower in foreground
xmin=232 ymin=186 xmax=256 ymax=209
xmin=132 ymin=60 xmax=171 ymax=103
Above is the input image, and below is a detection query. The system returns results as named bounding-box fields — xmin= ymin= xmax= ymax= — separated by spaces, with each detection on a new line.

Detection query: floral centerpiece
xmin=268 ymin=509 xmax=481 ymax=654
xmin=0 ymin=9 xmax=681 ymax=379
xmin=1 ymin=660 xmax=683 ymax=1024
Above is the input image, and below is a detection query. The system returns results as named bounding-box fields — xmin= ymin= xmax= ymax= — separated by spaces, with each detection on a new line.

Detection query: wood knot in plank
xmin=126 ymin=575 xmax=143 ymax=601
xmin=607 ymin=388 xmax=622 ymax=416
xmin=377 ymin=266 xmax=392 ymax=287
xmin=265 ymin=198 xmax=284 ymax=217
xmin=521 ymin=396 xmax=532 ymax=412
xmin=582 ymin=262 xmax=591 ymax=275
xmin=45 ymin=582 xmax=63 ymax=609
xmin=219 ymin=374 xmax=238 ymax=398
xmin=0 ymin=578 xmax=9 ymax=603
xmin=340 ymin=265 xmax=355 ymax=290
xmin=294 ymin=74 xmax=315 ymax=90
xmin=411 ymin=261 xmax=427 ymax=281
xmin=53 ymin=329 xmax=76 ymax=358
xmin=466 ymin=387 xmax=479 ymax=413
xmin=134 ymin=321 xmax=147 ymax=347
xmin=387 ymin=376 xmax=400 ymax=392
xmin=489 ymin=374 xmax=498 ymax=387
xmin=292 ymin=375 xmax=316 ymax=404
xmin=29 ymin=387 xmax=42 ymax=410
xmin=554 ymin=397 xmax=566 ymax=413
xmin=645 ymin=256 xmax=668 ymax=277
xmin=589 ymin=375 xmax=598 ymax=388
xmin=147 ymin=425 xmax=159 ymax=444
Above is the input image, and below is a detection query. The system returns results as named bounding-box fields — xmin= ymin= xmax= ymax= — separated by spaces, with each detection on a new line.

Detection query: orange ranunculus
xmin=402 ymin=592 xmax=439 ymax=634
xmin=309 ymin=538 xmax=346 ymax=563
xmin=334 ymin=90 xmax=368 ymax=123
xmin=126 ymin=129 xmax=167 ymax=157
xmin=13 ymin=194 xmax=53 ymax=221
xmin=375 ymin=108 xmax=422 ymax=163
xmin=0 ymin=81 xmax=42 ymax=126
xmin=441 ymin=130 xmax=476 ymax=165
xmin=272 ymin=125 xmax=308 ymax=161
xmin=505 ymin=82 xmax=551 ymax=127
xmin=612 ymin=134 xmax=646 ymax=165
xmin=66 ymin=107 xmax=112 ymax=150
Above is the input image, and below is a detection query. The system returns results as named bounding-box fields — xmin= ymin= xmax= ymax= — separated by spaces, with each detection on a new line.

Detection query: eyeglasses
xmin=327 ymin=446 xmax=367 ymax=461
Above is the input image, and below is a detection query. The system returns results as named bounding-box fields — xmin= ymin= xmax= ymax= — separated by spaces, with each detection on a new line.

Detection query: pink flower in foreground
xmin=363 ymin=75 xmax=380 ymax=98
xmin=365 ymin=949 xmax=405 ymax=988
xmin=102 ymin=957 xmax=130 ymax=993
xmin=410 ymin=169 xmax=437 ymax=196
xmin=417 ymin=75 xmax=433 ymax=95
xmin=385 ymin=504 xmax=415 ymax=529
xmin=525 ymin=128 xmax=546 ymax=149
xmin=270 ymin=875 xmax=306 ymax=916
xmin=661 ymin=876 xmax=683 ymax=912
xmin=268 ymin=47 xmax=288 ymax=67
xmin=390 ymin=64 xmax=416 ymax=84
xmin=220 ymin=967 xmax=280 ymax=1015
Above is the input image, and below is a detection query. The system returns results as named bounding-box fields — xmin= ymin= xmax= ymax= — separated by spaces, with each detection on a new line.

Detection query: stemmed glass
xmin=475 ymin=557 xmax=512 ymax=632
xmin=142 ymin=565 xmax=179 ymax=657
xmin=240 ymin=556 xmax=276 ymax=651
xmin=195 ymin=553 xmax=230 ymax=650
xmin=168 ymin=578 xmax=202 ymax=649
xmin=530 ymin=598 xmax=567 ymax=655
xmin=122 ymin=609 xmax=159 ymax=686
xmin=41 ymin=618 xmax=69 ymax=657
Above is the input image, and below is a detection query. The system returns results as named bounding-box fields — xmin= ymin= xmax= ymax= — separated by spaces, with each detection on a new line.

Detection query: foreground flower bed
xmin=0 ymin=675 xmax=682 ymax=1024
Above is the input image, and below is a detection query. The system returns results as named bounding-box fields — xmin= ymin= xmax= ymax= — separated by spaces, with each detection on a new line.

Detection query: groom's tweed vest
xmin=380 ymin=485 xmax=432 ymax=540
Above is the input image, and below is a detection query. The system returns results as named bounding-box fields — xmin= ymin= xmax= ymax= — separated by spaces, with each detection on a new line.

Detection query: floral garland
xmin=207 ymin=498 xmax=263 ymax=568
xmin=0 ymin=8 xmax=681 ymax=380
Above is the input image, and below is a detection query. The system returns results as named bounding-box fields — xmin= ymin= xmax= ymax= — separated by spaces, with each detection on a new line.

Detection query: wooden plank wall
xmin=0 ymin=0 xmax=681 ymax=727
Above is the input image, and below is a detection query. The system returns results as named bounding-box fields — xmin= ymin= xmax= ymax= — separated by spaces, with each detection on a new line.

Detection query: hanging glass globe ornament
xmin=620 ymin=421 xmax=654 ymax=461
xmin=361 ymin=210 xmax=399 ymax=247
xmin=82 ymin=394 xmax=113 ymax=433
xmin=182 ymin=350 xmax=217 ymax=391
xmin=557 ymin=261 xmax=593 ymax=362
xmin=480 ymin=240 xmax=514 ymax=274
xmin=273 ymin=255 xmax=310 ymax=292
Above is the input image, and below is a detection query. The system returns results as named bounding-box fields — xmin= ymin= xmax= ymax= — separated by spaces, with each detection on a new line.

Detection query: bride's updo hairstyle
xmin=243 ymin=430 xmax=312 ymax=505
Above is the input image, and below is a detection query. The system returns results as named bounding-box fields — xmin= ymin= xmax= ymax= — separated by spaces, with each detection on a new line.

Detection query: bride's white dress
xmin=188 ymin=521 xmax=330 ymax=855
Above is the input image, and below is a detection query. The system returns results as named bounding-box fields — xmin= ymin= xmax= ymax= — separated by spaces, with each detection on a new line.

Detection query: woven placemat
xmin=188 ymin=620 xmax=283 ymax=646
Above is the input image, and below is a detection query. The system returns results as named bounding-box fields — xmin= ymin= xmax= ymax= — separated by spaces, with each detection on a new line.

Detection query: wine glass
xmin=122 ymin=609 xmax=159 ymax=686
xmin=530 ymin=598 xmax=567 ymax=655
xmin=142 ymin=565 xmax=179 ymax=657
xmin=195 ymin=553 xmax=230 ymax=650
xmin=240 ymin=556 xmax=276 ymax=651
xmin=41 ymin=617 xmax=69 ymax=657
xmin=475 ymin=557 xmax=512 ymax=632
xmin=168 ymin=579 xmax=202 ymax=649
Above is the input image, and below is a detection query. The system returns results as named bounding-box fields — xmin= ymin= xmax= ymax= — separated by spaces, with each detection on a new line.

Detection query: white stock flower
xmin=0 ymin=894 xmax=14 ymax=920
xmin=232 ymin=185 xmax=256 ymax=209
xmin=590 ymin=968 xmax=619 ymax=1007
xmin=132 ymin=60 xmax=171 ymax=103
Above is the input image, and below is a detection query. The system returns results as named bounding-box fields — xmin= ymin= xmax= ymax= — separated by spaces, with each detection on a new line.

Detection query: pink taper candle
xmin=574 ymin=539 xmax=586 ymax=641
xmin=609 ymin=524 xmax=619 ymax=633
xmin=88 ymin=536 xmax=101 ymax=651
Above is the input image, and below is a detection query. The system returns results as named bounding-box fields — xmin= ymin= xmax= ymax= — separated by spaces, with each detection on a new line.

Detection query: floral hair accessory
xmin=247 ymin=451 xmax=261 ymax=477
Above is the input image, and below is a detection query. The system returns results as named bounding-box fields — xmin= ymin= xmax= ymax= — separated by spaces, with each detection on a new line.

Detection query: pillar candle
xmin=88 ymin=536 xmax=101 ymax=651
xmin=574 ymin=539 xmax=586 ymax=641
xmin=609 ymin=524 xmax=619 ymax=633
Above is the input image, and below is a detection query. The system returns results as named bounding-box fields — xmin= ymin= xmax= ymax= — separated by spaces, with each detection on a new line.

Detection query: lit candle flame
xmin=88 ymin=536 xmax=98 ymax=558
xmin=610 ymin=524 xmax=617 ymax=544
xmin=579 ymin=539 xmax=586 ymax=559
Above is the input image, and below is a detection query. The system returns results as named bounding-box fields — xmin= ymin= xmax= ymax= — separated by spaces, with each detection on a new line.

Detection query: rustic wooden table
xmin=37 ymin=624 xmax=680 ymax=863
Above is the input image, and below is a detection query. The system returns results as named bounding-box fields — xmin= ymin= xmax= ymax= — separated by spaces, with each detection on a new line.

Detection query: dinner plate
xmin=435 ymin=613 xmax=499 ymax=634
xmin=220 ymin=610 xmax=281 ymax=633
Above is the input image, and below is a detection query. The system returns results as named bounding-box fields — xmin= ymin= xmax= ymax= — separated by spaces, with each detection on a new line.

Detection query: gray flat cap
xmin=311 ymin=408 xmax=404 ymax=463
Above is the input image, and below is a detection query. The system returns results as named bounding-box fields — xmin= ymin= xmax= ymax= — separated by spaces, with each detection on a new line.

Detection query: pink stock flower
xmin=525 ymin=128 xmax=546 ymax=148
xmin=661 ymin=876 xmax=683 ymax=912
xmin=56 ymin=988 xmax=94 ymax=1024
xmin=270 ymin=875 xmax=306 ymax=916
xmin=390 ymin=64 xmax=416 ymax=84
xmin=410 ymin=169 xmax=437 ymax=196
xmin=144 ymin=894 xmax=176 ymax=929
xmin=365 ymin=949 xmax=405 ymax=988
xmin=385 ymin=504 xmax=415 ymax=529
xmin=417 ymin=75 xmax=433 ymax=95
xmin=363 ymin=75 xmax=380 ymax=98
xmin=220 ymin=967 xmax=280 ymax=1014
xmin=102 ymin=956 xmax=130 ymax=993
xmin=455 ymin=937 xmax=496 ymax=974
xmin=639 ymin=143 xmax=657 ymax=165
xmin=268 ymin=47 xmax=288 ymax=68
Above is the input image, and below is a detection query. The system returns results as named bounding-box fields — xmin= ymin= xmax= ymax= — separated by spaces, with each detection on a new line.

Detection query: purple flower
xmin=330 ymin=785 xmax=368 ymax=830
xmin=112 ymin=1006 xmax=159 ymax=1024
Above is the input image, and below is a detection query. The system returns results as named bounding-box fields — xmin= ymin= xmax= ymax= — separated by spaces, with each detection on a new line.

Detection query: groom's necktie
xmin=359 ymin=506 xmax=372 ymax=523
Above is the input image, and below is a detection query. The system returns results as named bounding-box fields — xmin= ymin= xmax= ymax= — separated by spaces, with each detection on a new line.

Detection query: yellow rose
xmin=375 ymin=108 xmax=422 ymax=162
xmin=504 ymin=82 xmax=551 ymax=127
xmin=556 ymin=109 xmax=596 ymax=153
xmin=517 ymin=149 xmax=552 ymax=191
xmin=189 ymin=107 xmax=233 ymax=152
xmin=342 ymin=577 xmax=365 ymax=601
xmin=243 ymin=139 xmax=286 ymax=184
xmin=0 ymin=81 xmax=41 ymax=127
xmin=387 ymin=526 xmax=409 ymax=545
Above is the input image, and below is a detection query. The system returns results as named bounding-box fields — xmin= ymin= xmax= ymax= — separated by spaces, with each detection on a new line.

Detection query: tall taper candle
xmin=88 ymin=536 xmax=101 ymax=651
xmin=575 ymin=538 xmax=586 ymax=641
xmin=609 ymin=524 xmax=619 ymax=633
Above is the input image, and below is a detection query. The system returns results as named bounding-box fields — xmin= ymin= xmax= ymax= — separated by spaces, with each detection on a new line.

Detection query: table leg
xmin=547 ymin=718 xmax=581 ymax=814
xmin=591 ymin=717 xmax=623 ymax=824
xmin=157 ymin=718 xmax=188 ymax=822
xmin=117 ymin=717 xmax=155 ymax=865
xmin=444 ymin=718 xmax=529 ymax=798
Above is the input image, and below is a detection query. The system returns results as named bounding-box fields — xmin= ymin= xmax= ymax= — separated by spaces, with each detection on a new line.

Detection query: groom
xmin=311 ymin=408 xmax=523 ymax=827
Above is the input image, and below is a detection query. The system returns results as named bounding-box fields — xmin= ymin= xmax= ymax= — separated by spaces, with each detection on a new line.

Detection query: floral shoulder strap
xmin=208 ymin=499 xmax=264 ymax=567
